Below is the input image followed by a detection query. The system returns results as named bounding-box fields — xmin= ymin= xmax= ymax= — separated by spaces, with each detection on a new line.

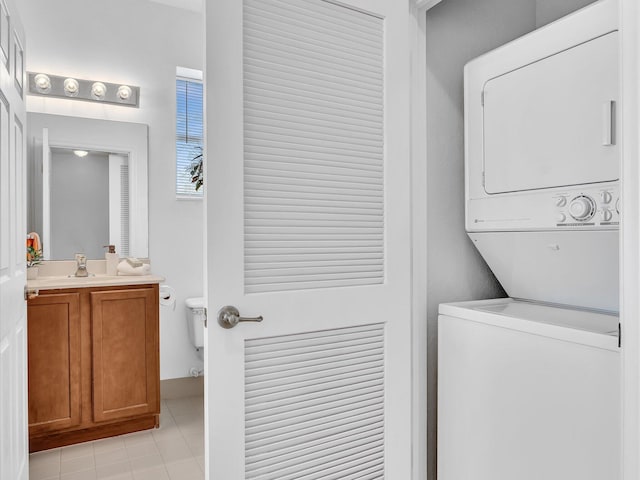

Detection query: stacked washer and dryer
xmin=438 ymin=1 xmax=622 ymax=479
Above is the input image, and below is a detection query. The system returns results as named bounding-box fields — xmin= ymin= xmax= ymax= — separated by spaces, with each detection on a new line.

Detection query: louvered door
xmin=205 ymin=0 xmax=412 ymax=478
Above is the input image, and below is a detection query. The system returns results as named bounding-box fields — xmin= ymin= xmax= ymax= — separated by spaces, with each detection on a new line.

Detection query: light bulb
xmin=91 ymin=82 xmax=107 ymax=100
xmin=117 ymin=85 xmax=132 ymax=101
xmin=63 ymin=78 xmax=79 ymax=97
xmin=34 ymin=73 xmax=51 ymax=93
xmin=73 ymin=150 xmax=89 ymax=158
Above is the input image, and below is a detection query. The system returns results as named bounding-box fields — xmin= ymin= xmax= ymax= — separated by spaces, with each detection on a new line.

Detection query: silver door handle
xmin=217 ymin=305 xmax=263 ymax=329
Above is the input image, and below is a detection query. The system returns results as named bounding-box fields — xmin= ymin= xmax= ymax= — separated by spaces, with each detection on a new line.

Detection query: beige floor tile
xmin=126 ymin=441 xmax=159 ymax=460
xmin=98 ymin=474 xmax=133 ymax=480
xmin=60 ymin=454 xmax=95 ymax=474
xmin=165 ymin=397 xmax=197 ymax=417
xmin=30 ymin=463 xmax=62 ymax=480
xmin=30 ymin=449 xmax=61 ymax=469
xmin=184 ymin=433 xmax=204 ymax=457
xmin=122 ymin=431 xmax=155 ymax=448
xmin=29 ymin=468 xmax=61 ymax=480
xmin=155 ymin=437 xmax=193 ymax=463
xmin=165 ymin=458 xmax=203 ymax=480
xmin=95 ymin=460 xmax=133 ymax=480
xmin=132 ymin=465 xmax=170 ymax=480
xmin=151 ymin=425 xmax=182 ymax=443
xmin=93 ymin=437 xmax=126 ymax=455
xmin=61 ymin=469 xmax=98 ymax=480
xmin=129 ymin=453 xmax=164 ymax=472
xmin=94 ymin=448 xmax=128 ymax=468
xmin=61 ymin=442 xmax=95 ymax=461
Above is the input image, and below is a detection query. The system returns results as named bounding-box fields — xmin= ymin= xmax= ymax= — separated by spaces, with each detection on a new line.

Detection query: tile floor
xmin=29 ymin=395 xmax=205 ymax=480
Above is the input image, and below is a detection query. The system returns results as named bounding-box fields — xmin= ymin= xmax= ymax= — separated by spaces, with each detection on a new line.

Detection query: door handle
xmin=217 ymin=305 xmax=263 ymax=329
xmin=602 ymin=100 xmax=615 ymax=146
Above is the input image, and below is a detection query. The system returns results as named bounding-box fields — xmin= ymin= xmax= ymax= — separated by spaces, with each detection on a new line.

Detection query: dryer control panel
xmin=555 ymin=186 xmax=619 ymax=228
xmin=467 ymin=183 xmax=620 ymax=232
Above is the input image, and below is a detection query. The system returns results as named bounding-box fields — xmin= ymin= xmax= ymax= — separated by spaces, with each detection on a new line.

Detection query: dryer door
xmin=483 ymin=31 xmax=619 ymax=194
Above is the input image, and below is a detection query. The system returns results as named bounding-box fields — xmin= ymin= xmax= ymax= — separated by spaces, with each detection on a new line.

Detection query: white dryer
xmin=465 ymin=0 xmax=619 ymax=312
xmin=438 ymin=299 xmax=621 ymax=480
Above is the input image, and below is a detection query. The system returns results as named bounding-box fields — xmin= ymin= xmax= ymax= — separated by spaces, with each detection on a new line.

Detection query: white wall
xmin=535 ymin=0 xmax=597 ymax=28
xmin=17 ymin=0 xmax=205 ymax=379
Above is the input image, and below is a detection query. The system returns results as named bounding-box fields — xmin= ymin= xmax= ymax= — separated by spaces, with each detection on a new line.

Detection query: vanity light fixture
xmin=91 ymin=82 xmax=107 ymax=100
xmin=73 ymin=150 xmax=89 ymax=158
xmin=34 ymin=73 xmax=51 ymax=93
xmin=117 ymin=85 xmax=132 ymax=101
xmin=63 ymin=78 xmax=79 ymax=97
xmin=27 ymin=72 xmax=140 ymax=108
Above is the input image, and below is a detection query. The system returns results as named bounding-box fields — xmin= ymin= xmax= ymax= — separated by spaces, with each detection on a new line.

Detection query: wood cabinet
xmin=27 ymin=284 xmax=160 ymax=452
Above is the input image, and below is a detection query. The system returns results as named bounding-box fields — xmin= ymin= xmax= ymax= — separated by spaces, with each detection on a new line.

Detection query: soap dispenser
xmin=104 ymin=245 xmax=119 ymax=276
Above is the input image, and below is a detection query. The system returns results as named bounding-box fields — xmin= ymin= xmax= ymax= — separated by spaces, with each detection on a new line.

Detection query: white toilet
xmin=185 ymin=297 xmax=205 ymax=350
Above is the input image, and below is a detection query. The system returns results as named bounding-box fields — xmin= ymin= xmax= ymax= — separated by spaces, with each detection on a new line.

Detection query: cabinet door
xmin=91 ymin=287 xmax=159 ymax=423
xmin=28 ymin=292 xmax=82 ymax=435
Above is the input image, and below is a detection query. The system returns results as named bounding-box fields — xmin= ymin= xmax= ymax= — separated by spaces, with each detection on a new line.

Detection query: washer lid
xmin=439 ymin=298 xmax=619 ymax=351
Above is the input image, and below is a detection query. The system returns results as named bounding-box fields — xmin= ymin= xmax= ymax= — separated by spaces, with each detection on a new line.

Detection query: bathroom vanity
xmin=26 ymin=274 xmax=164 ymax=452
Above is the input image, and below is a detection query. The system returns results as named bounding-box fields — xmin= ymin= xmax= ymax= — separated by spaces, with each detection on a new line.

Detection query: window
xmin=176 ymin=71 xmax=203 ymax=197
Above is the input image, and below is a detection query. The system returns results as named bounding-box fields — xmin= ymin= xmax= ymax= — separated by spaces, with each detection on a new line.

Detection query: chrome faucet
xmin=74 ymin=253 xmax=89 ymax=277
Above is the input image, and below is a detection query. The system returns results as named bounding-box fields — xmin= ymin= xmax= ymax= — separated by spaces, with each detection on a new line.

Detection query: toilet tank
xmin=185 ymin=297 xmax=205 ymax=349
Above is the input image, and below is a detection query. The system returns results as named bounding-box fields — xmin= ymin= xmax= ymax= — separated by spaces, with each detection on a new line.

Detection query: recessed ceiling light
xmin=34 ymin=73 xmax=51 ymax=93
xmin=73 ymin=150 xmax=89 ymax=157
xmin=63 ymin=78 xmax=79 ymax=97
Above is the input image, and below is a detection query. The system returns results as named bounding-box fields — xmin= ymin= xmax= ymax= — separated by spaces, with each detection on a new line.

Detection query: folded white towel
xmin=117 ymin=260 xmax=151 ymax=276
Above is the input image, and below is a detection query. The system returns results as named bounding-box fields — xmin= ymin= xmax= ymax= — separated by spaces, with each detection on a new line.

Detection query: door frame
xmin=621 ymin=0 xmax=640 ymax=478
xmin=410 ymin=1 xmax=440 ymax=480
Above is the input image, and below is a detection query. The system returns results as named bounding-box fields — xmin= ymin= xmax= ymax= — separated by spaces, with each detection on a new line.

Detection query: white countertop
xmin=28 ymin=274 xmax=165 ymax=290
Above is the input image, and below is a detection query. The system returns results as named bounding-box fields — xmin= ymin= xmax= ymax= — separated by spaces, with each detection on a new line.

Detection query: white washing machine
xmin=438 ymin=299 xmax=621 ymax=480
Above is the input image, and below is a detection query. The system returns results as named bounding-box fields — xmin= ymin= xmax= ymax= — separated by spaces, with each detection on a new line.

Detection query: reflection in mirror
xmin=27 ymin=113 xmax=148 ymax=260
xmin=48 ymin=147 xmax=129 ymax=259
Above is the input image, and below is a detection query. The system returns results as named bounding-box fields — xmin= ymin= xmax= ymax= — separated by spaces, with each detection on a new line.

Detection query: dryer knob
xmin=556 ymin=212 xmax=566 ymax=223
xmin=616 ymin=198 xmax=620 ymax=214
xmin=601 ymin=191 xmax=613 ymax=204
xmin=555 ymin=196 xmax=567 ymax=207
xmin=569 ymin=196 xmax=596 ymax=221
xmin=601 ymin=208 xmax=613 ymax=222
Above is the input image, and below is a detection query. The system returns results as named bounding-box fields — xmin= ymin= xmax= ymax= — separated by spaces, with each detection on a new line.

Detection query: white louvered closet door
xmin=205 ymin=0 xmax=412 ymax=478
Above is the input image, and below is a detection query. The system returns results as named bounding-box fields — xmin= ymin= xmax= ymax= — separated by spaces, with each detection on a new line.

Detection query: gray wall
xmin=536 ymin=0 xmax=597 ymax=28
xmin=425 ymin=0 xmax=604 ymax=478
xmin=50 ymin=151 xmax=109 ymax=260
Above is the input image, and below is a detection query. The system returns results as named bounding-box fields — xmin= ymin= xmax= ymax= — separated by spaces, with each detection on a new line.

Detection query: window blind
xmin=176 ymin=78 xmax=204 ymax=197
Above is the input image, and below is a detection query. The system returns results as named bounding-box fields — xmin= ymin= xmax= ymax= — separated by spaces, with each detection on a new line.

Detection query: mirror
xmin=27 ymin=113 xmax=149 ymax=260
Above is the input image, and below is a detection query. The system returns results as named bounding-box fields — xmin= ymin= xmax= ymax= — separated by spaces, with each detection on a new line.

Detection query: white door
xmin=205 ymin=0 xmax=412 ymax=478
xmin=0 ymin=0 xmax=28 ymax=479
